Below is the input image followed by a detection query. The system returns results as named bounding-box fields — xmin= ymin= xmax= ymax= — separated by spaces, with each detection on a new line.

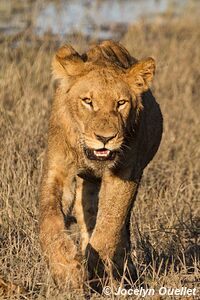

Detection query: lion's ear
xmin=52 ymin=45 xmax=85 ymax=80
xmin=126 ymin=57 xmax=155 ymax=94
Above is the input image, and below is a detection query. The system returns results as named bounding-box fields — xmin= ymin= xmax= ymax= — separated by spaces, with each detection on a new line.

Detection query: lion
xmin=39 ymin=40 xmax=163 ymax=291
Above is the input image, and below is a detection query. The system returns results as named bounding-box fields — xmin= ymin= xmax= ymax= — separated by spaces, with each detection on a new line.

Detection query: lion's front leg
xmin=39 ymin=170 xmax=84 ymax=290
xmin=86 ymin=172 xmax=138 ymax=284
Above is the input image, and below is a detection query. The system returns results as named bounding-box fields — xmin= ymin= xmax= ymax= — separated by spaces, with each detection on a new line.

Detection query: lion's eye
xmin=117 ymin=100 xmax=127 ymax=108
xmin=82 ymin=97 xmax=93 ymax=106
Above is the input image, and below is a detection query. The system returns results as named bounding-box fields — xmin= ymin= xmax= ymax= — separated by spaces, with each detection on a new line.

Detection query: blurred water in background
xmin=36 ymin=0 xmax=170 ymax=39
xmin=0 ymin=0 xmax=197 ymax=40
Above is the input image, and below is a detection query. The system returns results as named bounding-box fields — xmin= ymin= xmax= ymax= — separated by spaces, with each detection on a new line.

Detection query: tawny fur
xmin=39 ymin=40 xmax=163 ymax=290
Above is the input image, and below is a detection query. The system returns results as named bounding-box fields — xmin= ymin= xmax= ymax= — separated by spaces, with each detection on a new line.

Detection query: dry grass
xmin=0 ymin=9 xmax=200 ymax=300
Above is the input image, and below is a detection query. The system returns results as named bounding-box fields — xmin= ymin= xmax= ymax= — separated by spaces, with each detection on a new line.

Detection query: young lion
xmin=39 ymin=40 xmax=163 ymax=290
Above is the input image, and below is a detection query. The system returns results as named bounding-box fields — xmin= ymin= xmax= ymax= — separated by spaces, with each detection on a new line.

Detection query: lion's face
xmin=52 ymin=43 xmax=155 ymax=163
xmin=67 ymin=69 xmax=133 ymax=161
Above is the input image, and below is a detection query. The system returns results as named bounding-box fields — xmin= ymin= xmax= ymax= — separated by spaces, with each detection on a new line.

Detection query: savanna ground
xmin=0 ymin=2 xmax=200 ymax=300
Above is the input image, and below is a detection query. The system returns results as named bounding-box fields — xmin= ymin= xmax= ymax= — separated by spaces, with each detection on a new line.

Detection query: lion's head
xmin=52 ymin=41 xmax=155 ymax=164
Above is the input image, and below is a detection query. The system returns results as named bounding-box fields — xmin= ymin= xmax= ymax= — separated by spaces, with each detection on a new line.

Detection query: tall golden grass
xmin=0 ymin=10 xmax=200 ymax=300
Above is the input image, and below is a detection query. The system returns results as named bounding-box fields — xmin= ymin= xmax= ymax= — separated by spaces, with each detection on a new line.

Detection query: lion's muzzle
xmin=84 ymin=129 xmax=122 ymax=161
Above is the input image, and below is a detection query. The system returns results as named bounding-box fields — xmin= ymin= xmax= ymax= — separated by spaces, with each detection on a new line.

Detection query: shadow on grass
xmin=131 ymin=214 xmax=200 ymax=281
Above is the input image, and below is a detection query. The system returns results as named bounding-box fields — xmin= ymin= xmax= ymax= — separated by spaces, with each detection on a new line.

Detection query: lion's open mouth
xmin=84 ymin=148 xmax=116 ymax=161
xmin=94 ymin=149 xmax=110 ymax=158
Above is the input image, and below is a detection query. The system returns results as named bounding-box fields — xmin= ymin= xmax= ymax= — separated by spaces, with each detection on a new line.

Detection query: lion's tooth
xmin=94 ymin=150 xmax=110 ymax=157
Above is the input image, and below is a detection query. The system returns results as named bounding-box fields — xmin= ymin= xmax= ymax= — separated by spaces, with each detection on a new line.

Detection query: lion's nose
xmin=95 ymin=134 xmax=116 ymax=145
